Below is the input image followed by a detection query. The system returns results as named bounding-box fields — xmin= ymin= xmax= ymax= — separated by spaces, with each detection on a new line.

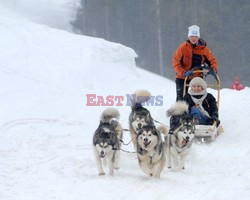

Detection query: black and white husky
xmin=165 ymin=101 xmax=195 ymax=170
xmin=137 ymin=125 xmax=165 ymax=178
xmin=128 ymin=90 xmax=154 ymax=150
xmin=93 ymin=108 xmax=123 ymax=176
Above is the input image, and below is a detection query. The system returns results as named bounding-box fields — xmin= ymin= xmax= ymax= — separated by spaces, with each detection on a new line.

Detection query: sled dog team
xmin=93 ymin=89 xmax=196 ymax=178
xmin=92 ymin=25 xmax=222 ymax=178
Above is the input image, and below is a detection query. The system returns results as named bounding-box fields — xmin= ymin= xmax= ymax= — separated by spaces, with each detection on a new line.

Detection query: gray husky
xmin=165 ymin=101 xmax=195 ymax=170
xmin=129 ymin=90 xmax=154 ymax=150
xmin=137 ymin=125 xmax=165 ymax=178
xmin=93 ymin=108 xmax=123 ymax=176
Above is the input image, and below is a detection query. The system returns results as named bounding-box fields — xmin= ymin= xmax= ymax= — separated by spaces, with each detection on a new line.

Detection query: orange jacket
xmin=173 ymin=39 xmax=218 ymax=79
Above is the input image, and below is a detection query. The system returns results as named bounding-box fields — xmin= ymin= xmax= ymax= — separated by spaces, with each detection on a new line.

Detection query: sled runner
xmin=183 ymin=65 xmax=223 ymax=142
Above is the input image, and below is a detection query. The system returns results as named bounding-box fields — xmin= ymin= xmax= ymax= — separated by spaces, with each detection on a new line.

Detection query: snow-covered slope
xmin=0 ymin=2 xmax=250 ymax=200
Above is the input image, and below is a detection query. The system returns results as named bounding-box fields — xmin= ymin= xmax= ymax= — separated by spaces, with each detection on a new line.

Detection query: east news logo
xmin=86 ymin=94 xmax=163 ymax=106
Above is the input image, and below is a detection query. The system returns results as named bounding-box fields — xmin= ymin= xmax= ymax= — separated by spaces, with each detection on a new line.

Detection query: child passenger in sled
xmin=183 ymin=77 xmax=220 ymax=126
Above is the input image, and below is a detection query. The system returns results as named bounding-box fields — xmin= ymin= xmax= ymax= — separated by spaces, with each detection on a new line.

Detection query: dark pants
xmin=175 ymin=78 xmax=190 ymax=101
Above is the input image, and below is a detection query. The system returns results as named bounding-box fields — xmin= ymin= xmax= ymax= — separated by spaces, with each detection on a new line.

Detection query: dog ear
xmin=192 ymin=117 xmax=199 ymax=125
xmin=146 ymin=113 xmax=151 ymax=123
xmin=137 ymin=128 xmax=144 ymax=137
xmin=93 ymin=131 xmax=100 ymax=145
xmin=110 ymin=132 xmax=119 ymax=149
xmin=109 ymin=119 xmax=118 ymax=130
xmin=133 ymin=112 xmax=137 ymax=119
xmin=154 ymin=128 xmax=161 ymax=137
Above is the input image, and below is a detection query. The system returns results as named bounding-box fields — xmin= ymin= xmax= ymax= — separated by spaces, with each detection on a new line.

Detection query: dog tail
xmin=157 ymin=124 xmax=169 ymax=135
xmin=100 ymin=108 xmax=120 ymax=123
xmin=130 ymin=89 xmax=152 ymax=108
xmin=167 ymin=101 xmax=189 ymax=117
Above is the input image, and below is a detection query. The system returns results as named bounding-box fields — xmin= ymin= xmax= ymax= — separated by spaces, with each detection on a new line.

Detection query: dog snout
xmin=100 ymin=150 xmax=104 ymax=155
xmin=186 ymin=136 xmax=190 ymax=140
xmin=138 ymin=123 xmax=142 ymax=129
xmin=144 ymin=138 xmax=148 ymax=142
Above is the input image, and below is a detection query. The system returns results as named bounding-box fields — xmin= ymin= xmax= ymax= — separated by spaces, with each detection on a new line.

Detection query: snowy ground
xmin=0 ymin=1 xmax=250 ymax=200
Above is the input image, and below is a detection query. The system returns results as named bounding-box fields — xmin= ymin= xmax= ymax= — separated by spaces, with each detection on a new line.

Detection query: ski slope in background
xmin=0 ymin=1 xmax=250 ymax=200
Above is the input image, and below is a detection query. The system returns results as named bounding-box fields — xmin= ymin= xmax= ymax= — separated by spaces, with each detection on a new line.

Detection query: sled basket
xmin=194 ymin=125 xmax=217 ymax=141
xmin=183 ymin=65 xmax=222 ymax=141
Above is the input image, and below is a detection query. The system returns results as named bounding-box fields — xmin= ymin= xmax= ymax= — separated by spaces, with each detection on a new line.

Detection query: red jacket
xmin=173 ymin=39 xmax=218 ymax=79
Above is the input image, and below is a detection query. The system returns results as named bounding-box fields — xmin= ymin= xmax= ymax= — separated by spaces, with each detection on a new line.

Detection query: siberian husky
xmin=128 ymin=90 xmax=154 ymax=150
xmin=93 ymin=108 xmax=123 ymax=176
xmin=165 ymin=101 xmax=195 ymax=170
xmin=137 ymin=125 xmax=165 ymax=178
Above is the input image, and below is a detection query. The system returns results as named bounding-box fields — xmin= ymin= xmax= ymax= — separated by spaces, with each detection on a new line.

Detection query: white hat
xmin=188 ymin=25 xmax=200 ymax=38
xmin=189 ymin=77 xmax=207 ymax=90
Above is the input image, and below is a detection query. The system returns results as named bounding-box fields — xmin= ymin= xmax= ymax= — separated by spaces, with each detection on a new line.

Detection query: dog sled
xmin=183 ymin=65 xmax=224 ymax=142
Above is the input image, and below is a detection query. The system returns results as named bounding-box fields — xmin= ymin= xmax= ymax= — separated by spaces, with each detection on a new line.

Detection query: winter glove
xmin=211 ymin=116 xmax=220 ymax=127
xmin=202 ymin=65 xmax=218 ymax=80
xmin=202 ymin=65 xmax=216 ymax=74
xmin=184 ymin=70 xmax=192 ymax=77
xmin=211 ymin=115 xmax=218 ymax=121
xmin=208 ymin=68 xmax=216 ymax=75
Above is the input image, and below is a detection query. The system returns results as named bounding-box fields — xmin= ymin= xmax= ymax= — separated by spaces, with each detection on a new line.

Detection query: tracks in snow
xmin=0 ymin=118 xmax=85 ymax=134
